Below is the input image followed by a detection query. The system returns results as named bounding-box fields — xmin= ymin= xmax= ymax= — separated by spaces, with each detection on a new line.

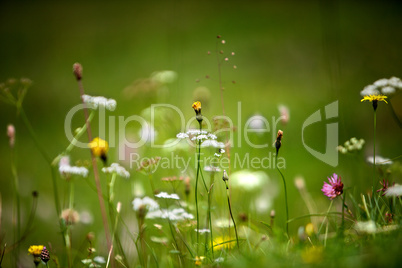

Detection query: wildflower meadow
xmin=1 ymin=1 xmax=402 ymax=267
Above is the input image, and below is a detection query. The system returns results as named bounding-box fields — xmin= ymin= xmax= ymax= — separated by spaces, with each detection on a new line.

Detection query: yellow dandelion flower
xmin=28 ymin=245 xmax=44 ymax=256
xmin=213 ymin=236 xmax=236 ymax=250
xmin=194 ymin=256 xmax=205 ymax=266
xmin=361 ymin=94 xmax=388 ymax=104
xmin=88 ymin=137 xmax=109 ymax=162
xmin=192 ymin=101 xmax=201 ymax=113
xmin=361 ymin=94 xmax=388 ymax=111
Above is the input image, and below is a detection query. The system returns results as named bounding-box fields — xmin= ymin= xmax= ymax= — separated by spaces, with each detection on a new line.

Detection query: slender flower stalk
xmin=8 ymin=125 xmax=21 ymax=264
xmin=361 ymin=94 xmax=388 ymax=195
xmin=73 ymin=63 xmax=113 ymax=265
xmin=275 ymin=130 xmax=289 ymax=237
xmin=373 ymin=109 xmax=376 ymax=195
xmin=222 ymin=170 xmax=239 ymax=249
xmin=193 ymin=101 xmax=203 ymax=254
xmin=206 ymin=173 xmax=215 ymax=258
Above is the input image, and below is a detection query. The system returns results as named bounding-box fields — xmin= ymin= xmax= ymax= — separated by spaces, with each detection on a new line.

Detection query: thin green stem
xmin=207 ymin=174 xmax=214 ymax=258
xmin=373 ymin=109 xmax=376 ymax=196
xmin=52 ymin=110 xmax=96 ymax=166
xmin=318 ymin=200 xmax=333 ymax=235
xmin=10 ymin=148 xmax=20 ymax=263
xmin=19 ymin=107 xmax=51 ymax=164
xmin=195 ymin=123 xmax=202 ymax=254
xmin=225 ymin=181 xmax=239 ymax=249
xmin=76 ymin=78 xmax=113 ymax=265
xmin=276 ymin=154 xmax=289 ymax=238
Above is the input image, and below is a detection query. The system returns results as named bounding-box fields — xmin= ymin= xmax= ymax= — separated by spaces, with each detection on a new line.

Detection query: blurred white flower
xmin=246 ymin=115 xmax=268 ymax=135
xmin=139 ymin=122 xmax=157 ymax=144
xmin=385 ymin=184 xmax=402 ymax=197
xmin=354 ymin=221 xmax=376 ymax=234
xmin=155 ymin=192 xmax=180 ymax=200
xmin=93 ymin=256 xmax=106 ymax=264
xmin=201 ymin=139 xmax=225 ymax=148
xmin=80 ymin=210 xmax=94 ymax=225
xmin=82 ymin=94 xmax=116 ymax=111
xmin=366 ymin=155 xmax=393 ymax=165
xmin=230 ymin=170 xmax=267 ymax=191
xmin=146 ymin=208 xmax=193 ymax=221
xmin=59 ymin=156 xmax=89 ymax=177
xmin=132 ymin=196 xmax=160 ymax=212
xmin=151 ymin=70 xmax=178 ymax=84
xmin=195 ymin=229 xmax=210 ymax=234
xmin=150 ymin=236 xmax=169 ymax=244
xmin=278 ymin=105 xmax=290 ymax=125
xmin=204 ymin=165 xmax=221 ymax=172
xmin=102 ymin=163 xmax=130 ymax=178
xmin=361 ymin=77 xmax=402 ymax=97
xmin=214 ymin=218 xmax=232 ymax=228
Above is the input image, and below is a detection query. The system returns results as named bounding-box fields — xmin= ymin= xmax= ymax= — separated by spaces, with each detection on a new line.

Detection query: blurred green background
xmin=1 ymin=0 xmax=402 ymax=263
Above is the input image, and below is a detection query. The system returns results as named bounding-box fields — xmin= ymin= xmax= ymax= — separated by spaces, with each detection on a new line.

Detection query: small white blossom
xmin=381 ymin=86 xmax=396 ymax=95
xmin=204 ymin=165 xmax=221 ymax=172
xmin=195 ymin=229 xmax=210 ymax=234
xmin=176 ymin=133 xmax=189 ymax=139
xmin=360 ymin=85 xmax=380 ymax=96
xmin=102 ymin=163 xmax=130 ymax=178
xmin=93 ymin=256 xmax=106 ymax=264
xmin=355 ymin=221 xmax=377 ymax=234
xmin=385 ymin=184 xmax=402 ymax=197
xmin=59 ymin=156 xmax=89 ymax=177
xmin=214 ymin=153 xmax=221 ymax=157
xmin=82 ymin=94 xmax=117 ymax=111
xmin=361 ymin=77 xmax=402 ymax=97
xmin=132 ymin=196 xmax=160 ymax=212
xmin=151 ymin=70 xmax=178 ymax=84
xmin=367 ymin=155 xmax=393 ymax=165
xmin=215 ymin=257 xmax=225 ymax=263
xmin=373 ymin=78 xmax=388 ymax=87
xmin=155 ymin=192 xmax=180 ymax=200
xmin=201 ymin=139 xmax=224 ymax=148
xmin=146 ymin=208 xmax=194 ymax=221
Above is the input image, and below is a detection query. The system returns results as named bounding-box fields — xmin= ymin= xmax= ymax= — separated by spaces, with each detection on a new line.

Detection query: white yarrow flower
xmin=132 ymin=196 xmax=160 ymax=212
xmin=385 ymin=184 xmax=402 ymax=197
xmin=82 ymin=94 xmax=117 ymax=111
xmin=102 ymin=163 xmax=130 ymax=178
xmin=176 ymin=133 xmax=189 ymax=139
xmin=367 ymin=155 xmax=393 ymax=165
xmin=155 ymin=192 xmax=180 ymax=200
xmin=146 ymin=208 xmax=193 ymax=221
xmin=195 ymin=229 xmax=211 ymax=234
xmin=59 ymin=156 xmax=89 ymax=177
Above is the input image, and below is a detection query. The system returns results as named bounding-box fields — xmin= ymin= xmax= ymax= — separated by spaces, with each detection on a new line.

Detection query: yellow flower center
xmin=88 ymin=137 xmax=109 ymax=157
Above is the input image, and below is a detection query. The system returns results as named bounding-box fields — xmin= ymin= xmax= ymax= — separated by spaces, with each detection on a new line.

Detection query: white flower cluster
xmin=366 ymin=155 xmax=393 ymax=165
xmin=194 ymin=229 xmax=210 ymax=234
xmin=360 ymin=77 xmax=402 ymax=97
xmin=155 ymin=192 xmax=180 ymax=200
xmin=102 ymin=163 xmax=130 ymax=178
xmin=59 ymin=156 xmax=89 ymax=177
xmin=176 ymin=130 xmax=217 ymax=141
xmin=204 ymin=165 xmax=221 ymax=172
xmin=337 ymin=137 xmax=365 ymax=154
xmin=146 ymin=208 xmax=194 ymax=221
xmin=82 ymin=94 xmax=117 ymax=111
xmin=201 ymin=139 xmax=225 ymax=148
xmin=385 ymin=184 xmax=402 ymax=197
xmin=82 ymin=256 xmax=105 ymax=267
xmin=132 ymin=196 xmax=160 ymax=212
